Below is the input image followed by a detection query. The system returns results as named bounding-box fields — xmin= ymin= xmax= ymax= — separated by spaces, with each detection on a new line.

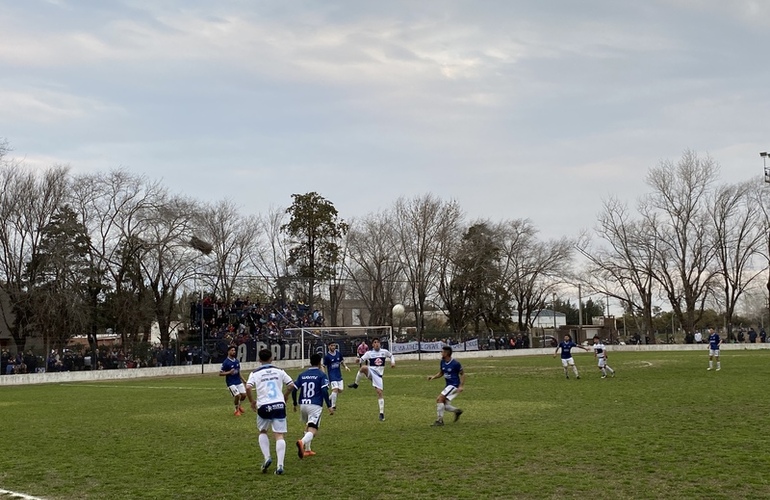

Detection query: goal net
xmin=281 ymin=326 xmax=393 ymax=366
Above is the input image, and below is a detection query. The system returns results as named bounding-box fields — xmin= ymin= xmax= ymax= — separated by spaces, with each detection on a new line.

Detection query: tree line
xmin=1 ymin=141 xmax=767 ymax=353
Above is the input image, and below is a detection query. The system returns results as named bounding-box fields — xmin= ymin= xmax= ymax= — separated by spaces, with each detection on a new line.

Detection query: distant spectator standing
xmin=748 ymin=328 xmax=757 ymax=343
xmin=761 ymin=328 xmax=767 ymax=343
xmin=694 ymin=331 xmax=703 ymax=344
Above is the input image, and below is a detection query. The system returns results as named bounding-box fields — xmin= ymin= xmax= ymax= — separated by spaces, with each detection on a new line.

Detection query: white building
xmin=531 ymin=309 xmax=567 ymax=329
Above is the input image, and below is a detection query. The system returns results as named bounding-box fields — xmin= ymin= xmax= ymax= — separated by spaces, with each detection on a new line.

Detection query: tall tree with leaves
xmin=25 ymin=205 xmax=96 ymax=350
xmin=281 ymin=192 xmax=348 ymax=317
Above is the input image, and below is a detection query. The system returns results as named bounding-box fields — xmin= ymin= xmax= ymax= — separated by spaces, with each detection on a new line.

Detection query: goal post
xmin=282 ymin=326 xmax=393 ymax=367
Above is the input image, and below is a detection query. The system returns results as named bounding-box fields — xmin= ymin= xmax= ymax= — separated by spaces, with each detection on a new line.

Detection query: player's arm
xmin=553 ymin=346 xmax=560 ymax=357
xmin=290 ymin=384 xmax=299 ymax=410
xmin=390 ymin=352 xmax=396 ymax=368
xmin=321 ymin=385 xmax=333 ymax=412
xmin=246 ymin=382 xmax=257 ymax=411
xmin=427 ymin=369 xmax=443 ymax=381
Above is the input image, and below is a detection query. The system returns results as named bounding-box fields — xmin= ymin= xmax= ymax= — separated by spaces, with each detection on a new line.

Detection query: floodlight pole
xmin=762 ymin=152 xmax=769 ymax=184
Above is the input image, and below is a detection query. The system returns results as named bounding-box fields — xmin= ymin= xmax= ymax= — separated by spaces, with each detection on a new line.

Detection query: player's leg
xmin=569 ymin=358 xmax=580 ymax=378
xmin=442 ymin=386 xmax=463 ymax=422
xmin=257 ymin=421 xmax=272 ymax=473
xmin=708 ymin=351 xmax=713 ymax=370
xmin=229 ymin=385 xmax=242 ymax=414
xmin=561 ymin=358 xmax=569 ymax=378
xmin=349 ymin=366 xmax=370 ymax=388
xmin=272 ymin=418 xmax=288 ymax=475
xmin=715 ymin=352 xmax=721 ymax=370
xmin=299 ymin=406 xmax=321 ymax=456
xmin=434 ymin=393 xmax=446 ymax=425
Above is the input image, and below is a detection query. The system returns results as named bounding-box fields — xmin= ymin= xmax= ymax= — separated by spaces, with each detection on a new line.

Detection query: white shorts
xmin=597 ymin=358 xmax=607 ymax=368
xmin=257 ymin=416 xmax=288 ymax=434
xmin=228 ymin=383 xmax=246 ymax=397
xmin=366 ymin=368 xmax=384 ymax=391
xmin=330 ymin=380 xmax=345 ymax=392
xmin=709 ymin=349 xmax=720 ymax=357
xmin=299 ymin=404 xmax=323 ymax=428
xmin=561 ymin=357 xmax=575 ymax=367
xmin=440 ymin=385 xmax=459 ymax=402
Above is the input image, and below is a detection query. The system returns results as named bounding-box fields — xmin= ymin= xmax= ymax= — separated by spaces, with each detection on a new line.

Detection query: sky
xmin=1 ymin=0 xmax=769 ymax=241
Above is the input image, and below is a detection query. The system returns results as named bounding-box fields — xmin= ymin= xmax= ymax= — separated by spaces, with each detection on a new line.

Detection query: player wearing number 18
xmin=246 ymin=349 xmax=297 ymax=476
xmin=292 ymin=353 xmax=335 ymax=459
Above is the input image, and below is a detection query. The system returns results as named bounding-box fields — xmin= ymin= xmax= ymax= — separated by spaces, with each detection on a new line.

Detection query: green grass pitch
xmin=2 ymin=350 xmax=770 ymax=499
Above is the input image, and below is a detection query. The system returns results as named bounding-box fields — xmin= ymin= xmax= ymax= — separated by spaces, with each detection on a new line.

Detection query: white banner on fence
xmin=391 ymin=339 xmax=478 ymax=353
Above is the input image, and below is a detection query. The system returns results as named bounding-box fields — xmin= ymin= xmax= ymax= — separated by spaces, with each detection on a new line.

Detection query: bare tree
xmin=644 ymin=150 xmax=718 ymax=334
xmin=577 ymin=197 xmax=658 ymax=341
xmin=344 ymin=210 xmax=405 ymax=326
xmin=498 ymin=219 xmax=573 ymax=332
xmin=138 ymin=195 xmax=202 ymax=348
xmin=194 ymin=199 xmax=259 ymax=304
xmin=250 ymin=206 xmax=291 ymax=300
xmin=70 ymin=169 xmax=163 ymax=348
xmin=393 ymin=194 xmax=463 ymax=337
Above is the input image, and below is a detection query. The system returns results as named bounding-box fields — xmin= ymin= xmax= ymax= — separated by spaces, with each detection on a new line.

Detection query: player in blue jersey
xmin=427 ymin=346 xmax=465 ymax=426
xmin=219 ymin=346 xmax=246 ymax=415
xmin=348 ymin=337 xmax=395 ymax=421
xmin=707 ymin=329 xmax=722 ymax=371
xmin=322 ymin=342 xmax=350 ymax=410
xmin=292 ymin=353 xmax=335 ymax=459
xmin=553 ymin=334 xmax=589 ymax=379
xmin=246 ymin=349 xmax=296 ymax=476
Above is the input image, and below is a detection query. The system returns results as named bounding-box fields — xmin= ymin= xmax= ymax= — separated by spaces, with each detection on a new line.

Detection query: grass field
xmin=1 ymin=350 xmax=770 ymax=499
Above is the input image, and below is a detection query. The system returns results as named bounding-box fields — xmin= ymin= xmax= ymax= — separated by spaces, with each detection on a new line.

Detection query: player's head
xmin=310 ymin=353 xmax=322 ymax=366
xmin=592 ymin=335 xmax=600 ymax=343
xmin=258 ymin=349 xmax=273 ymax=363
xmin=227 ymin=346 xmax=236 ymax=357
xmin=372 ymin=338 xmax=381 ymax=349
xmin=328 ymin=342 xmax=338 ymax=352
xmin=441 ymin=346 xmax=452 ymax=359
xmin=563 ymin=334 xmax=572 ymax=341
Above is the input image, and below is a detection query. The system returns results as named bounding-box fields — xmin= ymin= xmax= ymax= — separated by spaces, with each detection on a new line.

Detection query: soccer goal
xmin=282 ymin=326 xmax=393 ymax=366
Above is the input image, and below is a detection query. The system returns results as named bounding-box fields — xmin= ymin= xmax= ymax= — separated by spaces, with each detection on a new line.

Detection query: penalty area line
xmin=0 ymin=488 xmax=46 ymax=500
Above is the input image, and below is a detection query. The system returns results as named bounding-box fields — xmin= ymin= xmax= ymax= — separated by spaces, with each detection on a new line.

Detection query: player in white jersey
xmin=592 ymin=336 xmax=616 ymax=378
xmin=246 ymin=349 xmax=296 ymax=476
xmin=348 ymin=338 xmax=395 ymax=421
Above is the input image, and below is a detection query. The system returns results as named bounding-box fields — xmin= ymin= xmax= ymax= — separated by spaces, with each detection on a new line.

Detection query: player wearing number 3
xmin=246 ymin=349 xmax=297 ymax=476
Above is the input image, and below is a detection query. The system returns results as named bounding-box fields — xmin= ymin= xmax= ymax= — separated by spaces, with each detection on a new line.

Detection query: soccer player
xmin=322 ymin=342 xmax=350 ymax=410
xmin=553 ymin=333 xmax=589 ymax=379
xmin=592 ymin=335 xmax=616 ymax=379
xmin=427 ymin=345 xmax=465 ymax=427
xmin=246 ymin=349 xmax=296 ymax=476
xmin=707 ymin=329 xmax=722 ymax=371
xmin=292 ymin=353 xmax=335 ymax=459
xmin=348 ymin=337 xmax=395 ymax=421
xmin=219 ymin=345 xmax=246 ymax=415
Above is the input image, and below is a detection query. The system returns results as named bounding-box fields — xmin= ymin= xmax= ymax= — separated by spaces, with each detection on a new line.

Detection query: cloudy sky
xmin=1 ymin=0 xmax=769 ymax=239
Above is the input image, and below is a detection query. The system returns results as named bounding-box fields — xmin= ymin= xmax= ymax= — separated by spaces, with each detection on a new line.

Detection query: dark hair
xmin=258 ymin=349 xmax=272 ymax=362
xmin=442 ymin=346 xmax=453 ymax=356
xmin=310 ymin=353 xmax=322 ymax=366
